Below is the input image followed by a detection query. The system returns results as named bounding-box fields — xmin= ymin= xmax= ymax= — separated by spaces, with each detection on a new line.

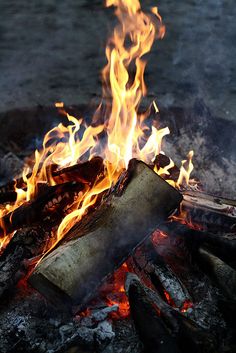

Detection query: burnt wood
xmin=0 ymin=156 xmax=104 ymax=205
xmin=0 ymin=181 xmax=83 ymax=236
xmin=129 ymin=242 xmax=192 ymax=310
xmin=126 ymin=273 xmax=217 ymax=353
xmin=0 ymin=226 xmax=48 ymax=298
xmin=126 ymin=273 xmax=180 ymax=353
xmin=198 ymin=246 xmax=236 ymax=302
xmin=182 ymin=191 xmax=236 ymax=232
xmin=29 ymin=159 xmax=182 ymax=307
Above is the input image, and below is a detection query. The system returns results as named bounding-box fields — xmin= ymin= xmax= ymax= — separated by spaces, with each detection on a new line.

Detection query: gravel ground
xmin=0 ymin=0 xmax=235 ymax=120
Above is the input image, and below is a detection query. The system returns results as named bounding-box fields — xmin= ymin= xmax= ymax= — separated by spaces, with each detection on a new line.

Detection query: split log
xmin=0 ymin=156 xmax=104 ymax=205
xmin=126 ymin=273 xmax=217 ymax=353
xmin=29 ymin=159 xmax=182 ymax=307
xmin=181 ymin=191 xmax=236 ymax=232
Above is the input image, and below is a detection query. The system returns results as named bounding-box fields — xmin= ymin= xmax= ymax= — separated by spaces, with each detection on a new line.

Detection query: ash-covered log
xmin=29 ymin=159 xmax=182 ymax=308
xmin=129 ymin=241 xmax=192 ymax=310
xmin=126 ymin=273 xmax=217 ymax=353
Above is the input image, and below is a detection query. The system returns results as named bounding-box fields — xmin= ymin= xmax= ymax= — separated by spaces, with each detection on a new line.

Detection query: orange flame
xmin=0 ymin=0 xmax=195 ymax=255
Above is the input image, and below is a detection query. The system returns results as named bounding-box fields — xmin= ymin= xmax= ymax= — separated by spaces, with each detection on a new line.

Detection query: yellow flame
xmin=176 ymin=150 xmax=194 ymax=188
xmin=0 ymin=0 xmax=194 ymax=254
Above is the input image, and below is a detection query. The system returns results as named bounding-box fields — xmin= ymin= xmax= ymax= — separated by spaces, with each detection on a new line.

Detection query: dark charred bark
xmin=198 ymin=246 xmax=236 ymax=302
xmin=0 ymin=181 xmax=83 ymax=236
xmin=0 ymin=156 xmax=104 ymax=205
xmin=181 ymin=191 xmax=236 ymax=233
xmin=126 ymin=273 xmax=180 ymax=353
xmin=29 ymin=160 xmax=182 ymax=308
xmin=0 ymin=226 xmax=48 ymax=298
xmin=128 ymin=240 xmax=192 ymax=310
xmin=126 ymin=273 xmax=217 ymax=353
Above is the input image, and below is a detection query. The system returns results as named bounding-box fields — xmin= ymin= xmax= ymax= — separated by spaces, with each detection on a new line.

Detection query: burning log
xmin=0 ymin=156 xmax=104 ymax=205
xmin=128 ymin=241 xmax=192 ymax=310
xmin=126 ymin=273 xmax=217 ymax=353
xmin=182 ymin=191 xmax=236 ymax=232
xmin=126 ymin=273 xmax=179 ymax=353
xmin=0 ymin=226 xmax=48 ymax=298
xmin=0 ymin=181 xmax=82 ymax=236
xmin=29 ymin=160 xmax=182 ymax=307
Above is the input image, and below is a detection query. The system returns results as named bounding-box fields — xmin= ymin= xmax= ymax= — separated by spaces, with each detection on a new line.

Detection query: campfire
xmin=0 ymin=1 xmax=235 ymax=352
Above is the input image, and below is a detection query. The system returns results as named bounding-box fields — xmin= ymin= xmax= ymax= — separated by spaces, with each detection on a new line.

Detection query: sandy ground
xmin=0 ymin=0 xmax=235 ymax=120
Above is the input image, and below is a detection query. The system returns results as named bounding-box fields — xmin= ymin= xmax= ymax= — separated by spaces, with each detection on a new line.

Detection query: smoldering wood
xmin=125 ymin=273 xmax=217 ymax=353
xmin=0 ymin=181 xmax=83 ymax=236
xmin=198 ymin=246 xmax=236 ymax=302
xmin=125 ymin=273 xmax=180 ymax=353
xmin=128 ymin=240 xmax=192 ymax=309
xmin=29 ymin=160 xmax=182 ymax=307
xmin=182 ymin=191 xmax=236 ymax=232
xmin=0 ymin=226 xmax=48 ymax=298
xmin=161 ymin=221 xmax=236 ymax=269
xmin=0 ymin=156 xmax=104 ymax=205
xmin=202 ymin=233 xmax=236 ymax=269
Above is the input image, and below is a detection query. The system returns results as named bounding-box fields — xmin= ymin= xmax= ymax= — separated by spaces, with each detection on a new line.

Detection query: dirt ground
xmin=0 ymin=0 xmax=235 ymax=120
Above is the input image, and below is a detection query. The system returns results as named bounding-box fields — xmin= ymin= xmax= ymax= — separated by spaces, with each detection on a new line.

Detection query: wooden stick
xmin=29 ymin=160 xmax=182 ymax=307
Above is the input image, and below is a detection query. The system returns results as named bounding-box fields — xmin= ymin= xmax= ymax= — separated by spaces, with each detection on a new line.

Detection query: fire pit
xmin=0 ymin=1 xmax=236 ymax=352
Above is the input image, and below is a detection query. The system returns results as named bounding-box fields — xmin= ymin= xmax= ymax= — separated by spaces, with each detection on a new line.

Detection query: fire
xmin=102 ymin=263 xmax=131 ymax=319
xmin=0 ymin=0 xmax=194 ymax=257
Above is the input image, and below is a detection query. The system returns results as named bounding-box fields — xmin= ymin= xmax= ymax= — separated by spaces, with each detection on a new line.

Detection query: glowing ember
xmin=181 ymin=299 xmax=193 ymax=313
xmin=101 ymin=263 xmax=131 ymax=319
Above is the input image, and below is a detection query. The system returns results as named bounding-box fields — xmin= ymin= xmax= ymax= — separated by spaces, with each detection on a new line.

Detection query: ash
xmin=0 ymin=287 xmax=141 ymax=353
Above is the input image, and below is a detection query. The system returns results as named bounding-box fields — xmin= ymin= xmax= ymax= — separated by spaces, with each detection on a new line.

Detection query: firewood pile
xmin=0 ymin=131 xmax=235 ymax=352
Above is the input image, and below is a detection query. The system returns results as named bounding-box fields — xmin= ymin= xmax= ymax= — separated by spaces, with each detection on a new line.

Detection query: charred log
xmin=128 ymin=240 xmax=192 ymax=310
xmin=126 ymin=273 xmax=179 ymax=353
xmin=29 ymin=160 xmax=182 ymax=308
xmin=198 ymin=246 xmax=236 ymax=302
xmin=126 ymin=273 xmax=217 ymax=353
xmin=181 ymin=191 xmax=236 ymax=232
xmin=0 ymin=226 xmax=48 ymax=298
xmin=0 ymin=156 xmax=104 ymax=205
xmin=0 ymin=181 xmax=83 ymax=236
